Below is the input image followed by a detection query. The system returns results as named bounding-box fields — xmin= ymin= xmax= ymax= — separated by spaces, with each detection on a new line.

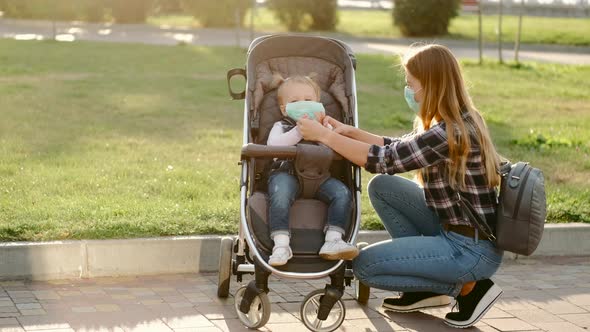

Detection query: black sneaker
xmin=445 ymin=279 xmax=503 ymax=328
xmin=382 ymin=292 xmax=451 ymax=313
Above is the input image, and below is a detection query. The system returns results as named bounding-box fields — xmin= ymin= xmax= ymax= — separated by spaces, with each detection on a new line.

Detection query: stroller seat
xmin=249 ymin=192 xmax=327 ymax=255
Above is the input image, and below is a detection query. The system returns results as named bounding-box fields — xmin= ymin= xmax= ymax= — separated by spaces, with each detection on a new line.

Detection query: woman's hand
xmin=323 ymin=116 xmax=354 ymax=137
xmin=298 ymin=117 xmax=331 ymax=143
xmin=299 ymin=115 xmax=371 ymax=167
xmin=314 ymin=112 xmax=326 ymax=125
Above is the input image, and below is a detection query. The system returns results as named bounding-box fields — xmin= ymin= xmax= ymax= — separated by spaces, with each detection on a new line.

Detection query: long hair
xmin=402 ymin=43 xmax=501 ymax=189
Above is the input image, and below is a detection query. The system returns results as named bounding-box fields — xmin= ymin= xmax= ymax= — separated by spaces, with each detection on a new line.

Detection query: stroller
xmin=219 ymin=35 xmax=370 ymax=332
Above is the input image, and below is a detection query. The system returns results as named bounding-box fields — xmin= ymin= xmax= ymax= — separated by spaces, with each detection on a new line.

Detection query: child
xmin=266 ymin=74 xmax=358 ymax=266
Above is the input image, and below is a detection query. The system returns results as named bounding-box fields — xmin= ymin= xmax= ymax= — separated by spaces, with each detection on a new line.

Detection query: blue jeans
xmin=352 ymin=174 xmax=503 ymax=297
xmin=268 ymin=172 xmax=352 ymax=237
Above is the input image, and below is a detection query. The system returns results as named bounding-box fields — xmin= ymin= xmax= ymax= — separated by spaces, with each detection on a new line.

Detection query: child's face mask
xmin=285 ymin=101 xmax=325 ymax=121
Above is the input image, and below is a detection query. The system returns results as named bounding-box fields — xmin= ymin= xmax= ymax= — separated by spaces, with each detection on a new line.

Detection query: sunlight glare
xmin=67 ymin=27 xmax=84 ymax=34
xmin=171 ymin=33 xmax=194 ymax=43
xmin=55 ymin=34 xmax=76 ymax=42
xmin=14 ymin=34 xmax=44 ymax=41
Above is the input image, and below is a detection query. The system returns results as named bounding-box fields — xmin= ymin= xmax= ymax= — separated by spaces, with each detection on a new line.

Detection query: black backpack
xmin=459 ymin=162 xmax=547 ymax=256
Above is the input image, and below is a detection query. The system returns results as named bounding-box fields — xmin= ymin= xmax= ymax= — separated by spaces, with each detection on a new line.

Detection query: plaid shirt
xmin=365 ymin=115 xmax=498 ymax=227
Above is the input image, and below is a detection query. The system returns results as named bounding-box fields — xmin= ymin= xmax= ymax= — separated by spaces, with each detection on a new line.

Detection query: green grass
xmin=448 ymin=14 xmax=590 ymax=47
xmin=148 ymin=9 xmax=590 ymax=47
xmin=0 ymin=39 xmax=589 ymax=241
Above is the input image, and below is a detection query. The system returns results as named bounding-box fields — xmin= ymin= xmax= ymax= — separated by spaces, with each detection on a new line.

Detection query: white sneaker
xmin=268 ymin=246 xmax=292 ymax=266
xmin=319 ymin=240 xmax=359 ymax=260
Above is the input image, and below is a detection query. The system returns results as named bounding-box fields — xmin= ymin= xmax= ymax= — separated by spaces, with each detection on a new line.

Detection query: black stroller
xmin=219 ymin=34 xmax=370 ymax=332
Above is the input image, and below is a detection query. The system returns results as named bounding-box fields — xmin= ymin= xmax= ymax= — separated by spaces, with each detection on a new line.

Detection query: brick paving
xmin=0 ymin=256 xmax=589 ymax=331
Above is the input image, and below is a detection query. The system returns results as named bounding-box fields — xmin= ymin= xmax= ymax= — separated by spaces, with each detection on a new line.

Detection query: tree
xmin=392 ymin=0 xmax=461 ymax=37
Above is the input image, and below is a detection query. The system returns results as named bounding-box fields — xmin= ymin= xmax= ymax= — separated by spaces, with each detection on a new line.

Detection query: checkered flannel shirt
xmin=364 ymin=115 xmax=498 ymax=226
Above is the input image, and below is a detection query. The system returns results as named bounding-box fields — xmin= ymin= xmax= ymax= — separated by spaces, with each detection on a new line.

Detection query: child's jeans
xmin=352 ymin=174 xmax=503 ymax=297
xmin=268 ymin=171 xmax=352 ymax=238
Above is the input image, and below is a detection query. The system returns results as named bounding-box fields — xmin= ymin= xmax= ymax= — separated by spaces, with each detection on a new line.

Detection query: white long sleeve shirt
xmin=267 ymin=121 xmax=303 ymax=146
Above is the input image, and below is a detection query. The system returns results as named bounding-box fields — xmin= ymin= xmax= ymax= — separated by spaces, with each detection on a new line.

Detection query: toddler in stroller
xmin=266 ymin=73 xmax=359 ymax=266
xmin=220 ymin=34 xmax=370 ymax=332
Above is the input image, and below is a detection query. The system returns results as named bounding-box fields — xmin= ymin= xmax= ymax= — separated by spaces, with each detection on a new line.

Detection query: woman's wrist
xmin=345 ymin=125 xmax=358 ymax=138
xmin=320 ymin=128 xmax=336 ymax=146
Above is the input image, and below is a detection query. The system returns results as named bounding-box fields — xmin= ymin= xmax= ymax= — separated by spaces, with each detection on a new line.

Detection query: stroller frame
xmin=220 ymin=35 xmax=370 ymax=331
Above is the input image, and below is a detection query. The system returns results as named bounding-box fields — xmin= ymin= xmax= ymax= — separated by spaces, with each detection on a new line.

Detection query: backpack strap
xmin=458 ymin=160 xmax=512 ymax=242
xmin=507 ymin=162 xmax=529 ymax=189
xmin=498 ymin=161 xmax=512 ymax=176
xmin=457 ymin=193 xmax=497 ymax=242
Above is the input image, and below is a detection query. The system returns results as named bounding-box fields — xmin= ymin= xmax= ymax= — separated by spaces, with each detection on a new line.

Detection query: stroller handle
xmin=241 ymin=144 xmax=342 ymax=160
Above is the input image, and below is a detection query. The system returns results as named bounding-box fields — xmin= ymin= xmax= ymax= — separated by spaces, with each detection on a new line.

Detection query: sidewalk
xmin=0 ymin=256 xmax=588 ymax=332
xmin=1 ymin=19 xmax=589 ymax=65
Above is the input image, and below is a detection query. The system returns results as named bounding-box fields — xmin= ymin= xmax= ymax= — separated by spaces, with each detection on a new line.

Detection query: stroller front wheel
xmin=300 ymin=289 xmax=346 ymax=332
xmin=234 ymin=285 xmax=271 ymax=329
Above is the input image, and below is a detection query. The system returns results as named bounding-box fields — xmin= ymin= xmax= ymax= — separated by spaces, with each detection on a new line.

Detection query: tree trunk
xmin=478 ymin=1 xmax=483 ymax=65
xmin=250 ymin=0 xmax=256 ymax=43
xmin=498 ymin=0 xmax=503 ymax=64
xmin=514 ymin=0 xmax=525 ymax=63
xmin=235 ymin=7 xmax=241 ymax=48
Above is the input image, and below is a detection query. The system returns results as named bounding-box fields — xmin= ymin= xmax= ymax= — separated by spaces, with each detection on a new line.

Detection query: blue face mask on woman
xmin=404 ymin=86 xmax=422 ymax=113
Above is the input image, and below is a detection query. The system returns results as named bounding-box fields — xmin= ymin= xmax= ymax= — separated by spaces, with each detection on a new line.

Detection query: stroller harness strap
xmin=295 ymin=144 xmax=333 ymax=199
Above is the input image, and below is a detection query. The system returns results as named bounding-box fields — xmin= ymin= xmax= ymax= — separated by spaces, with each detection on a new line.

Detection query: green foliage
xmin=154 ymin=0 xmax=183 ymax=14
xmin=83 ymin=0 xmax=108 ymax=22
xmin=0 ymin=0 xmax=84 ymax=20
xmin=180 ymin=0 xmax=251 ymax=28
xmin=511 ymin=129 xmax=585 ymax=150
xmin=308 ymin=0 xmax=338 ymax=31
xmin=392 ymin=0 xmax=461 ymax=36
xmin=547 ymin=188 xmax=590 ymax=223
xmin=0 ymin=0 xmax=153 ymax=23
xmin=267 ymin=0 xmax=309 ymax=31
xmin=267 ymin=0 xmax=338 ymax=31
xmin=109 ymin=0 xmax=154 ymax=23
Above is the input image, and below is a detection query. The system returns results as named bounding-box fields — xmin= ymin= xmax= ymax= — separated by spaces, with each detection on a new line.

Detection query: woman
xmin=298 ymin=43 xmax=504 ymax=328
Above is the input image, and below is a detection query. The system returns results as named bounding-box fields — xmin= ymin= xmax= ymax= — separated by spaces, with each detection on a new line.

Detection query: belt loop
xmin=474 ymin=228 xmax=479 ymax=244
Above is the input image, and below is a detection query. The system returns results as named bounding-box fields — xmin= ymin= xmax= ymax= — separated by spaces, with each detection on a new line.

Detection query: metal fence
xmin=478 ymin=0 xmax=589 ymax=17
xmin=335 ymin=0 xmax=590 ymax=17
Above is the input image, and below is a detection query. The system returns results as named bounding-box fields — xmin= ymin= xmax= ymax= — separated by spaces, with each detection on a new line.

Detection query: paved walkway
xmin=0 ymin=256 xmax=589 ymax=331
xmin=1 ymin=19 xmax=589 ymax=65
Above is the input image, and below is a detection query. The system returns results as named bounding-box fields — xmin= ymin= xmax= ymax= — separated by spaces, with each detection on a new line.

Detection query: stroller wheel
xmin=300 ymin=289 xmax=346 ymax=332
xmin=234 ymin=286 xmax=271 ymax=329
xmin=217 ymin=237 xmax=234 ymax=298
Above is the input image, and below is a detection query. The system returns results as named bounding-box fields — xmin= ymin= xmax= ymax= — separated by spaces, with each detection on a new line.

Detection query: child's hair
xmin=402 ymin=43 xmax=501 ymax=189
xmin=271 ymin=73 xmax=321 ymax=105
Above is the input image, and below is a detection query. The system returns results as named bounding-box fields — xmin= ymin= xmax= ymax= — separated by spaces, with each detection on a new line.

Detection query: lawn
xmin=0 ymin=39 xmax=588 ymax=241
xmin=148 ymin=8 xmax=590 ymax=47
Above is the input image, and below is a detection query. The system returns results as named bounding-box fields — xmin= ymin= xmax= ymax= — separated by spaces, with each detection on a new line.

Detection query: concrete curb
xmin=1 ymin=223 xmax=589 ymax=280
